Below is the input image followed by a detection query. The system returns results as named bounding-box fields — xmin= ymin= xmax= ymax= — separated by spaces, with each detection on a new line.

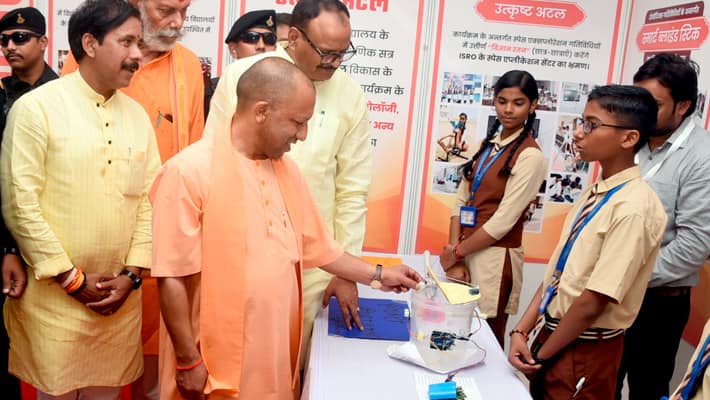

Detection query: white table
xmin=302 ymin=255 xmax=532 ymax=400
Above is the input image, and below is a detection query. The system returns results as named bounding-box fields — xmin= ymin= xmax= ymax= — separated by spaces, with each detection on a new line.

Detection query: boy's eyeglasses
xmin=581 ymin=119 xmax=635 ymax=135
xmin=239 ymin=31 xmax=277 ymax=46
xmin=295 ymin=27 xmax=356 ymax=64
xmin=0 ymin=31 xmax=41 ymax=47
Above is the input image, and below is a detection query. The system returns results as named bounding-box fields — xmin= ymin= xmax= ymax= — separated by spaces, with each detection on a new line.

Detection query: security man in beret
xmin=225 ymin=9 xmax=277 ymax=60
xmin=205 ymin=10 xmax=278 ymax=117
xmin=0 ymin=7 xmax=57 ymax=399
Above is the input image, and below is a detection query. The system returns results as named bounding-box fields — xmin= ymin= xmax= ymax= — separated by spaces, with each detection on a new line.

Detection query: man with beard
xmin=0 ymin=7 xmax=57 ymax=399
xmin=0 ymin=0 xmax=160 ymax=398
xmin=616 ymin=53 xmax=710 ymax=400
xmin=206 ymin=0 xmax=371 ymax=370
xmin=63 ymin=2 xmax=204 ymax=398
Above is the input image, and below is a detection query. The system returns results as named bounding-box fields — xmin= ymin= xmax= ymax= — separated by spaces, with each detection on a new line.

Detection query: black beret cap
xmin=0 ymin=7 xmax=46 ymax=36
xmin=225 ymin=10 xmax=276 ymax=44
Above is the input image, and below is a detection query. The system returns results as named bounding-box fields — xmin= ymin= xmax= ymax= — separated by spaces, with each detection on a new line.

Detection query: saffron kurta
xmin=206 ymin=45 xmax=371 ymax=359
xmin=150 ymin=125 xmax=343 ymax=399
xmin=0 ymin=71 xmax=160 ymax=394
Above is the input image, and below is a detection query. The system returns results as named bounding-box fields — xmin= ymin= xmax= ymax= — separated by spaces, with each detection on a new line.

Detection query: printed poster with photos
xmin=620 ymin=0 xmax=710 ymax=128
xmin=416 ymin=0 xmax=624 ymax=262
xmin=48 ymin=0 xmax=225 ymax=78
xmin=0 ymin=0 xmax=35 ymax=77
xmin=241 ymin=0 xmax=426 ymax=252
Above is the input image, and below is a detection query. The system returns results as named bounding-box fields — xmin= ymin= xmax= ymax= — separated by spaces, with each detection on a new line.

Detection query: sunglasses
xmin=0 ymin=31 xmax=41 ymax=47
xmin=239 ymin=31 xmax=277 ymax=46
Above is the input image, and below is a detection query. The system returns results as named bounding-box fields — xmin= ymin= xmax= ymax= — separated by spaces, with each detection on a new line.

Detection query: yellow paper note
xmin=424 ymin=251 xmax=480 ymax=305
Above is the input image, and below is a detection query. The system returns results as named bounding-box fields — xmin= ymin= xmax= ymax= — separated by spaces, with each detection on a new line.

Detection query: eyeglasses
xmin=239 ymin=31 xmax=277 ymax=46
xmin=0 ymin=31 xmax=41 ymax=47
xmin=295 ymin=27 xmax=356 ymax=64
xmin=581 ymin=119 xmax=636 ymax=135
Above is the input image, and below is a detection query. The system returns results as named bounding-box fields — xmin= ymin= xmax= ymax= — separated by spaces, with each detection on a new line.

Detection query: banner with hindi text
xmin=241 ymin=0 xmax=426 ymax=252
xmin=415 ymin=0 xmax=624 ymax=261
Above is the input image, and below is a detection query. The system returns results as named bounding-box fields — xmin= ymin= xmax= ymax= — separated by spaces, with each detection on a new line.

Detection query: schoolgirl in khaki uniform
xmin=440 ymin=70 xmax=547 ymax=346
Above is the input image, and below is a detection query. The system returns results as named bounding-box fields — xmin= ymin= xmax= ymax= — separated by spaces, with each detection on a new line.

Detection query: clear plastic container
xmin=410 ymin=286 xmax=478 ymax=372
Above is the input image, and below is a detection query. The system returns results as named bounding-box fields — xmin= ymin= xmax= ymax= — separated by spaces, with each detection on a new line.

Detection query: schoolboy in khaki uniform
xmin=507 ymin=85 xmax=667 ymax=400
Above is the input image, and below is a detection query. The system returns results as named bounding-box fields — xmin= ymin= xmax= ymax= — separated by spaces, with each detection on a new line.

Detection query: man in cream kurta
xmin=206 ymin=0 xmax=371 ymax=363
xmin=0 ymin=2 xmax=160 ymax=396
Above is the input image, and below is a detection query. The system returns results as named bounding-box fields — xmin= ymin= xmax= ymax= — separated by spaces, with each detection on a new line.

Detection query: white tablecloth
xmin=302 ymin=254 xmax=532 ymax=400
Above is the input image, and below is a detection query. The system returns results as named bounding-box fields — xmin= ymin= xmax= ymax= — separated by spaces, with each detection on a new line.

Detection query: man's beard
xmin=140 ymin=3 xmax=183 ymax=52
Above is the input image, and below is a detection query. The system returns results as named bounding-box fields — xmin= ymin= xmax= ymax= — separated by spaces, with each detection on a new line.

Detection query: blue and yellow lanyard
xmin=468 ymin=144 xmax=508 ymax=202
xmin=538 ymin=182 xmax=627 ymax=315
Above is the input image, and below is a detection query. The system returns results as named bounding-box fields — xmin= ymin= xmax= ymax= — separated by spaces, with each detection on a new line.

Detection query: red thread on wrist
xmin=176 ymin=357 xmax=203 ymax=371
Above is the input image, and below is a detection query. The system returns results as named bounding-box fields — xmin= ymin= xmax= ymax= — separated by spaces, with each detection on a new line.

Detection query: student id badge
xmin=459 ymin=206 xmax=477 ymax=227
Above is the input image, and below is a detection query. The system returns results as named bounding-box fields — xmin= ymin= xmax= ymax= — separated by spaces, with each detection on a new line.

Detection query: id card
xmin=459 ymin=206 xmax=477 ymax=227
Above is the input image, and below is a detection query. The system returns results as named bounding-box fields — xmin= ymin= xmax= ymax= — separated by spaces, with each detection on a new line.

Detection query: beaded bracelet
xmin=509 ymin=328 xmax=529 ymax=340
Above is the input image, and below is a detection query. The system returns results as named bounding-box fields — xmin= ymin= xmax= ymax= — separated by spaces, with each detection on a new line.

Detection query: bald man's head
xmin=236 ymin=57 xmax=314 ymax=112
xmin=233 ymin=57 xmax=316 ymax=160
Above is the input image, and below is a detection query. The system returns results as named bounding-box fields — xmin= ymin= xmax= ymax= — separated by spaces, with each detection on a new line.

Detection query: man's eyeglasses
xmin=295 ymin=27 xmax=356 ymax=64
xmin=0 ymin=31 xmax=41 ymax=47
xmin=239 ymin=31 xmax=277 ymax=46
xmin=581 ymin=119 xmax=635 ymax=135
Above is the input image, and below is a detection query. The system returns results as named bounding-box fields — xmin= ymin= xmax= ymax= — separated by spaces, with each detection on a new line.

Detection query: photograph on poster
xmin=546 ymin=172 xmax=584 ymax=204
xmin=441 ymin=72 xmax=483 ymax=105
xmin=57 ymin=49 xmax=69 ymax=72
xmin=559 ymin=82 xmax=594 ymax=115
xmin=697 ymin=91 xmax=707 ymax=120
xmin=536 ymin=80 xmax=558 ymax=112
xmin=551 ymin=115 xmax=589 ymax=174
xmin=524 ymin=194 xmax=545 ymax=233
xmin=482 ymin=75 xmax=559 ymax=112
xmin=198 ymin=56 xmax=213 ymax=83
xmin=436 ymin=104 xmax=479 ymax=162
xmin=431 ymin=161 xmax=463 ymax=194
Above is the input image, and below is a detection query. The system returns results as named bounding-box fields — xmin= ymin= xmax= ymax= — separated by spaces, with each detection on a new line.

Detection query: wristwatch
xmin=2 ymin=247 xmax=19 ymax=256
xmin=120 ymin=269 xmax=143 ymax=290
xmin=369 ymin=264 xmax=383 ymax=289
xmin=531 ymin=348 xmax=548 ymax=367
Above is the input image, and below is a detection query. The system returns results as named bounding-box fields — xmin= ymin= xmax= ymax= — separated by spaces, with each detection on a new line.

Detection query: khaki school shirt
xmin=544 ymin=166 xmax=666 ymax=330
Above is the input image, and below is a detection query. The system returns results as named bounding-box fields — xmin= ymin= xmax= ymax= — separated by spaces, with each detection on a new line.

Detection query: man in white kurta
xmin=0 ymin=3 xmax=160 ymax=396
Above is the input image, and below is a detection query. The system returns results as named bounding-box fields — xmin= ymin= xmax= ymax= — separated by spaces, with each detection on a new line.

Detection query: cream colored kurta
xmin=452 ymin=129 xmax=547 ymax=317
xmin=544 ymin=166 xmax=666 ymax=329
xmin=0 ymin=71 xmax=160 ymax=394
xmin=206 ymin=46 xmax=372 ymax=360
